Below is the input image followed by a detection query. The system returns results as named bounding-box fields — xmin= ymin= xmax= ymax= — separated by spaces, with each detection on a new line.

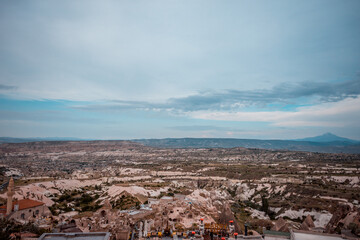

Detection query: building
xmin=0 ymin=177 xmax=52 ymax=222
xmin=263 ymin=229 xmax=359 ymax=240
xmin=263 ymin=230 xmax=291 ymax=240
xmin=290 ymin=229 xmax=356 ymax=240
xmin=74 ymin=199 xmax=131 ymax=240
xmin=38 ymin=232 xmax=111 ymax=240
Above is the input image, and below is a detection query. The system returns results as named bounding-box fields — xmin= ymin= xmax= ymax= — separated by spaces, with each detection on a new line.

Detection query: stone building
xmin=0 ymin=177 xmax=52 ymax=222
xmin=39 ymin=232 xmax=111 ymax=240
xmin=75 ymin=199 xmax=131 ymax=240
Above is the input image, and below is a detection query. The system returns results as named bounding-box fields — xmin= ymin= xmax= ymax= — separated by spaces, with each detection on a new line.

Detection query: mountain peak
xmin=297 ymin=133 xmax=357 ymax=143
xmin=322 ymin=132 xmax=337 ymax=137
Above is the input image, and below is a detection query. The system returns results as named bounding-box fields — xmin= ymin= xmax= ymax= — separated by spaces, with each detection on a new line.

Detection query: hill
xmin=0 ymin=137 xmax=85 ymax=144
xmin=1 ymin=135 xmax=360 ymax=153
xmin=133 ymin=138 xmax=360 ymax=154
xmin=296 ymin=132 xmax=358 ymax=143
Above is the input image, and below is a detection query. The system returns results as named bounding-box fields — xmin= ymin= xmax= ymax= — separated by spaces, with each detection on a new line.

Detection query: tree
xmin=260 ymin=195 xmax=269 ymax=214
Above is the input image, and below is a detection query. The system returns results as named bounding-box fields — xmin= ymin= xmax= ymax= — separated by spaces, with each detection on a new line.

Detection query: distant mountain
xmin=2 ymin=134 xmax=360 ymax=154
xmin=296 ymin=133 xmax=358 ymax=143
xmin=0 ymin=137 xmax=86 ymax=144
xmin=134 ymin=137 xmax=360 ymax=154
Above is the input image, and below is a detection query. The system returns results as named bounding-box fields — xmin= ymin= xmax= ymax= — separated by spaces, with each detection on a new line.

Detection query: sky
xmin=1 ymin=0 xmax=360 ymax=140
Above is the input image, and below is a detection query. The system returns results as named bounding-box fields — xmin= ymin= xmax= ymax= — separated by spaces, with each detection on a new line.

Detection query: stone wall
xmin=9 ymin=205 xmax=51 ymax=222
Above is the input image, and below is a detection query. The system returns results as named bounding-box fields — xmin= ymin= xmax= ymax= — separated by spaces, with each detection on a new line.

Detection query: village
xmin=2 ymin=0 xmax=360 ymax=238
xmin=0 ymin=141 xmax=360 ymax=239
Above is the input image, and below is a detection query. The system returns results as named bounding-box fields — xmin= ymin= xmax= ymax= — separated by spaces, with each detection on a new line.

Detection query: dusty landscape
xmin=0 ymin=140 xmax=360 ymax=239
xmin=2 ymin=0 xmax=360 ymax=239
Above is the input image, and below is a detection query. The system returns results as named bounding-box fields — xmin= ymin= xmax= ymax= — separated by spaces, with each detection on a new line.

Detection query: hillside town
xmin=2 ymin=0 xmax=360 ymax=238
xmin=0 ymin=141 xmax=359 ymax=239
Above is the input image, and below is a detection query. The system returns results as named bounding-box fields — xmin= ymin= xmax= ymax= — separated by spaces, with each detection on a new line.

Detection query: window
xmin=21 ymin=213 xmax=25 ymax=219
xmin=101 ymin=210 xmax=106 ymax=218
xmin=35 ymin=210 xmax=39 ymax=215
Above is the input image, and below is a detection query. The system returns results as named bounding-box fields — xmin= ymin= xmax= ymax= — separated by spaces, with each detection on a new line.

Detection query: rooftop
xmin=38 ymin=232 xmax=111 ymax=240
xmin=0 ymin=199 xmax=45 ymax=213
xmin=291 ymin=230 xmax=346 ymax=240
xmin=264 ymin=230 xmax=291 ymax=237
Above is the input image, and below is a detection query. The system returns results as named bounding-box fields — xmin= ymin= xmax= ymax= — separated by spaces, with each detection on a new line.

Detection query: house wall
xmin=9 ymin=205 xmax=51 ymax=221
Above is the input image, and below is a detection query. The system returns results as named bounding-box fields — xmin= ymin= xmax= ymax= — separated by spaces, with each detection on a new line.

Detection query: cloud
xmin=0 ymin=84 xmax=17 ymax=90
xmin=74 ymin=79 xmax=360 ymax=112
xmin=1 ymin=1 xmax=360 ymax=103
xmin=74 ymin=100 xmax=154 ymax=111
xmin=167 ymin=78 xmax=360 ymax=111
xmin=190 ymin=97 xmax=360 ymax=127
xmin=0 ymin=110 xmax=104 ymax=123
xmin=168 ymin=125 xmax=243 ymax=132
xmin=71 ymin=81 xmax=360 ymax=130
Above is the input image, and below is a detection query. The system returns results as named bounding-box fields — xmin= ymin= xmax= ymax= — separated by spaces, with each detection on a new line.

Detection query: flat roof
xmin=292 ymin=232 xmax=344 ymax=240
xmin=264 ymin=230 xmax=291 ymax=237
xmin=38 ymin=232 xmax=111 ymax=240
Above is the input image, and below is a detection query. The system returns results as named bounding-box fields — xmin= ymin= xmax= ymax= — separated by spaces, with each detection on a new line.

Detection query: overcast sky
xmin=1 ymin=0 xmax=360 ymax=140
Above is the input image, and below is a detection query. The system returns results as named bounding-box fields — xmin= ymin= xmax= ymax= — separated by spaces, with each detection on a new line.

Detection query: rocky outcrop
xmin=325 ymin=204 xmax=360 ymax=234
xmin=271 ymin=217 xmax=290 ymax=232
xmin=300 ymin=215 xmax=315 ymax=231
